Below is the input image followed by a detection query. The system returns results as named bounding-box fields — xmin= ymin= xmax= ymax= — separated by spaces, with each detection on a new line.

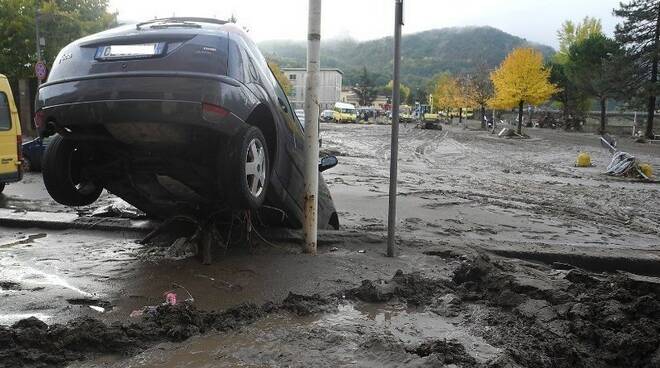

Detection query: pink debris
xmin=165 ymin=292 xmax=177 ymax=305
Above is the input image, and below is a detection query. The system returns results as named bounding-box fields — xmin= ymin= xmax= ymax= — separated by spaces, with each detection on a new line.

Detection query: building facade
xmin=282 ymin=68 xmax=342 ymax=110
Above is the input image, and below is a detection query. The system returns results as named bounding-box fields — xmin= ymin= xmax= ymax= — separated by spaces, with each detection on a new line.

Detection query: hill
xmin=259 ymin=26 xmax=555 ymax=89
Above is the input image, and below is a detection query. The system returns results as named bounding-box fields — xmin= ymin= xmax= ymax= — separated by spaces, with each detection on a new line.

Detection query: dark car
xmin=35 ymin=18 xmax=339 ymax=229
xmin=21 ymin=136 xmax=53 ymax=172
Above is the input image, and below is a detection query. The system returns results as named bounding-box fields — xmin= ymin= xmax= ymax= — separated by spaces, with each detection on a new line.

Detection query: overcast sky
xmin=108 ymin=0 xmax=623 ymax=48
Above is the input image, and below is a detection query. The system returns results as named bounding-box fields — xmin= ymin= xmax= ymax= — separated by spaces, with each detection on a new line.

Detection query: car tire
xmin=42 ymin=135 xmax=103 ymax=206
xmin=0 ymin=183 xmax=4 ymax=193
xmin=222 ymin=125 xmax=269 ymax=210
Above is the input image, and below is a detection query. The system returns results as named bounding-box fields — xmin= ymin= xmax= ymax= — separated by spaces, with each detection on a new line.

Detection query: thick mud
xmin=3 ymin=252 xmax=659 ymax=367
xmin=0 ymin=302 xmax=265 ymax=368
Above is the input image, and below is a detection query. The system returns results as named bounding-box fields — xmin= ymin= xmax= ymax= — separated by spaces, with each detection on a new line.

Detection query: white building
xmin=282 ymin=68 xmax=343 ymax=110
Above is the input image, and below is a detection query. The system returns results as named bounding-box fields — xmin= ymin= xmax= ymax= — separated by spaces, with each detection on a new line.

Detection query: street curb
xmin=0 ymin=209 xmax=156 ymax=233
xmin=488 ymin=247 xmax=660 ymax=277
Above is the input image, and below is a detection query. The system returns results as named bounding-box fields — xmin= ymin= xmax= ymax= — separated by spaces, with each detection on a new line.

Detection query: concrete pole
xmin=387 ymin=0 xmax=403 ymax=258
xmin=303 ymin=0 xmax=322 ymax=255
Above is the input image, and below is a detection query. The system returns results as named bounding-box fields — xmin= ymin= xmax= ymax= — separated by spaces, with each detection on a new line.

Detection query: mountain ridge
xmin=259 ymin=26 xmax=555 ymax=88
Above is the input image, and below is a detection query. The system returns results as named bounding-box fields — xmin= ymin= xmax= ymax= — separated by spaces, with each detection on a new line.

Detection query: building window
xmin=289 ymin=74 xmax=296 ymax=80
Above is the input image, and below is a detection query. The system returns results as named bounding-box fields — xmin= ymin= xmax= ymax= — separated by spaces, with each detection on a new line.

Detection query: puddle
xmin=0 ymin=313 xmax=51 ymax=325
xmin=0 ymin=233 xmax=47 ymax=248
xmin=0 ymin=260 xmax=93 ymax=298
xmin=75 ymin=302 xmax=501 ymax=367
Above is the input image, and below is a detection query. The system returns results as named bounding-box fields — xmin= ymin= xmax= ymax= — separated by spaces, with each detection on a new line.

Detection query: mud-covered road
xmin=1 ymin=123 xmax=659 ymax=367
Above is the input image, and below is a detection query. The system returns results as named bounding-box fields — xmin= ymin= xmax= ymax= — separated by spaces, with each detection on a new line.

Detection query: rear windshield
xmin=0 ymin=93 xmax=11 ymax=131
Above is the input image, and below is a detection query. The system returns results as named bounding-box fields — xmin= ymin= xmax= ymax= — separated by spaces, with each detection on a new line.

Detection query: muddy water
xmin=72 ymin=302 xmax=500 ymax=368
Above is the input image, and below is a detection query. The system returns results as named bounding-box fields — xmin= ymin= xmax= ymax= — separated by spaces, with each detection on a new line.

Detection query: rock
xmin=430 ymin=293 xmax=462 ymax=317
xmin=564 ymin=269 xmax=598 ymax=285
xmin=348 ymin=279 xmax=396 ymax=303
xmin=515 ymin=299 xmax=557 ymax=322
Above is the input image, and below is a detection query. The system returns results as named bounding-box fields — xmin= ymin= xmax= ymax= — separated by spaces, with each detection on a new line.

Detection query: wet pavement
xmin=1 ymin=122 xmax=659 ymax=367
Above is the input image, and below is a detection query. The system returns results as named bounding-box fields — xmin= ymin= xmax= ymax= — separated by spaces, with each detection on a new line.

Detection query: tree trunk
xmin=480 ymin=105 xmax=486 ymax=129
xmin=459 ymin=107 xmax=463 ymax=124
xmin=600 ymin=97 xmax=607 ymax=134
xmin=647 ymin=2 xmax=660 ymax=139
xmin=517 ymin=101 xmax=524 ymax=135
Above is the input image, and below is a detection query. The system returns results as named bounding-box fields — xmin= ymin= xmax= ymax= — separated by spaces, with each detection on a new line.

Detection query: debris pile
xmin=606 ymin=151 xmax=653 ymax=180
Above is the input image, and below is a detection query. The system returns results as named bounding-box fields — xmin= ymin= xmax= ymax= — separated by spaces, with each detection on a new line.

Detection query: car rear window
xmin=0 ymin=92 xmax=11 ymax=131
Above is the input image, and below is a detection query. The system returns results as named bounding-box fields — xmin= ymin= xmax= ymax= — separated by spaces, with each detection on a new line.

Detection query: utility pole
xmin=303 ymin=0 xmax=322 ymax=255
xmin=387 ymin=0 xmax=403 ymax=257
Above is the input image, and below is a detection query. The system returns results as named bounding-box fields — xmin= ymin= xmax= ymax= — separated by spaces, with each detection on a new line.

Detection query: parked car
xmin=21 ymin=136 xmax=53 ymax=172
xmin=320 ymin=109 xmax=334 ymax=122
xmin=294 ymin=109 xmax=305 ymax=126
xmin=35 ymin=18 xmax=339 ymax=229
xmin=0 ymin=74 xmax=22 ymax=193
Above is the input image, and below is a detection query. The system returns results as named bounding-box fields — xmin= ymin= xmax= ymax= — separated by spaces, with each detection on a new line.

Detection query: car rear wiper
xmin=136 ymin=17 xmax=227 ymax=30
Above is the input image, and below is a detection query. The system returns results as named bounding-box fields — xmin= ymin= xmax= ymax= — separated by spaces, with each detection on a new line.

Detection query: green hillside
xmin=260 ymin=26 xmax=555 ymax=89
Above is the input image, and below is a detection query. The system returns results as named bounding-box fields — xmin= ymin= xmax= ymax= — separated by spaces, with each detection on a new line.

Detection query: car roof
xmin=334 ymin=102 xmax=356 ymax=109
xmin=75 ymin=18 xmax=250 ymax=46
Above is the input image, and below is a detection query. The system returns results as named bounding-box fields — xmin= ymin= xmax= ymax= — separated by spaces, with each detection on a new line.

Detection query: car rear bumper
xmin=36 ymin=74 xmax=252 ymax=137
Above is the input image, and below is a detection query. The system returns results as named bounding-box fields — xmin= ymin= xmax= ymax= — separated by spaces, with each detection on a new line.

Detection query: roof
xmin=281 ymin=67 xmax=343 ymax=75
xmin=334 ymin=102 xmax=356 ymax=109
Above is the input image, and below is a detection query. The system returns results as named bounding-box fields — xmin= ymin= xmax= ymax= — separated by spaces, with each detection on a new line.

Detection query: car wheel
xmin=42 ymin=135 xmax=103 ymax=206
xmin=223 ymin=126 xmax=269 ymax=210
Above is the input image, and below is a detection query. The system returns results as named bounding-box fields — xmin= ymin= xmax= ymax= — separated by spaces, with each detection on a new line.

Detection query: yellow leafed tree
xmin=268 ymin=61 xmax=293 ymax=95
xmin=489 ymin=48 xmax=559 ymax=134
xmin=432 ymin=74 xmax=462 ymax=115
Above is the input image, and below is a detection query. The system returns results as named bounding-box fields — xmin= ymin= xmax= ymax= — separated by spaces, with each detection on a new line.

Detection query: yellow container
xmin=639 ymin=163 xmax=653 ymax=178
xmin=576 ymin=152 xmax=591 ymax=167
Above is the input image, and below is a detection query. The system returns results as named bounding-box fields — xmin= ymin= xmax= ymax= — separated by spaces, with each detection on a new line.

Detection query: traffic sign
xmin=35 ymin=61 xmax=48 ymax=81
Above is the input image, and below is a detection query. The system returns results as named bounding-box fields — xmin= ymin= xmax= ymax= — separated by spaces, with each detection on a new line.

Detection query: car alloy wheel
xmin=245 ymin=138 xmax=266 ymax=198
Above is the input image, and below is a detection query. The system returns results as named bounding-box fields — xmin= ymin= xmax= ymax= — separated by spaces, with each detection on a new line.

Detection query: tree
xmin=384 ymin=80 xmax=410 ymax=104
xmin=462 ymin=64 xmax=493 ymax=126
xmin=432 ymin=73 xmax=462 ymax=117
xmin=352 ymin=66 xmax=377 ymax=106
xmin=490 ymin=48 xmax=559 ymax=134
xmin=555 ymin=17 xmax=603 ymax=63
xmin=267 ymin=60 xmax=293 ymax=95
xmin=549 ymin=60 xmax=590 ymax=122
xmin=614 ymin=0 xmax=660 ymax=139
xmin=566 ymin=34 xmax=622 ymax=133
xmin=0 ymin=0 xmax=117 ymax=79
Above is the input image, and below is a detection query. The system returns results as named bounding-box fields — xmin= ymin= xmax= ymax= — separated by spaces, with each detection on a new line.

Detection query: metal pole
xmin=35 ymin=10 xmax=42 ymax=85
xmin=387 ymin=0 xmax=403 ymax=257
xmin=303 ymin=0 xmax=322 ymax=255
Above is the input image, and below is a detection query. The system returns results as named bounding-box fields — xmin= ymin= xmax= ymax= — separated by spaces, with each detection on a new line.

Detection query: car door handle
xmin=278 ymin=98 xmax=288 ymax=113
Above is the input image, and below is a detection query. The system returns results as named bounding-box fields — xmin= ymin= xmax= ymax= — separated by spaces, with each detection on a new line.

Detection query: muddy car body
xmin=35 ymin=18 xmax=339 ymax=229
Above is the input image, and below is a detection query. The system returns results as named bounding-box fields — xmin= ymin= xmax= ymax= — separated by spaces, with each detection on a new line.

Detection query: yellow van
xmin=333 ymin=102 xmax=357 ymax=123
xmin=0 ymin=74 xmax=22 ymax=193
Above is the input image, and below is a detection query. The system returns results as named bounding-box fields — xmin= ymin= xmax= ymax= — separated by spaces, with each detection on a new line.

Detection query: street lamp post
xmin=386 ymin=0 xmax=403 ymax=257
xmin=303 ymin=0 xmax=322 ymax=255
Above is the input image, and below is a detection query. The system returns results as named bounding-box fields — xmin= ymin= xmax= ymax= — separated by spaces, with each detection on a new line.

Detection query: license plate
xmin=95 ymin=43 xmax=164 ymax=60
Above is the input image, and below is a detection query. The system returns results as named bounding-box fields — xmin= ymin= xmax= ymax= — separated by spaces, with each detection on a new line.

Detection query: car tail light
xmin=202 ymin=102 xmax=230 ymax=119
xmin=34 ymin=110 xmax=45 ymax=130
